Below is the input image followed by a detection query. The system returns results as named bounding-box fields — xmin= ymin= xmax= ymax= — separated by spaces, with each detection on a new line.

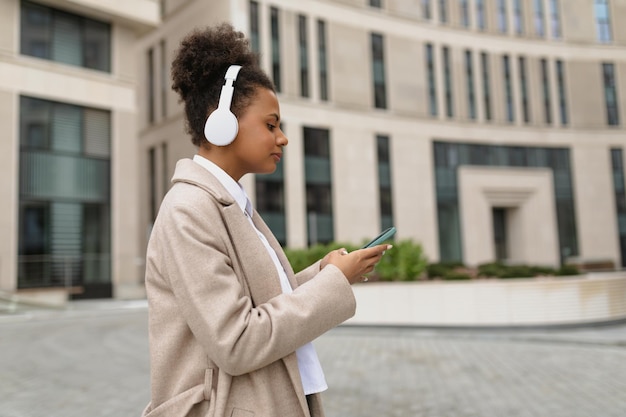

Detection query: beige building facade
xmin=141 ymin=0 xmax=626 ymax=274
xmin=2 ymin=0 xmax=626 ymax=301
xmin=0 ymin=0 xmax=158 ymax=300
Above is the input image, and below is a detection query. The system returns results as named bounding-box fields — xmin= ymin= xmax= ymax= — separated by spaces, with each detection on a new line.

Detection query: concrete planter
xmin=348 ymin=272 xmax=626 ymax=327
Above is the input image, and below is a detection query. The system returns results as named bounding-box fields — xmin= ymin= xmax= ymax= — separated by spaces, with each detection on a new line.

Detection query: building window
xmin=422 ymin=0 xmax=432 ymax=19
xmin=519 ymin=57 xmax=530 ymax=123
xmin=476 ymin=0 xmax=486 ymax=30
xmin=595 ymin=0 xmax=613 ymax=42
xmin=549 ymin=0 xmax=561 ymax=38
xmin=443 ymin=46 xmax=454 ymax=118
xmin=541 ymin=58 xmax=552 ymax=125
xmin=256 ymin=125 xmax=287 ymax=245
xmin=270 ymin=7 xmax=281 ymax=92
xmin=465 ymin=50 xmax=476 ymax=120
xmin=147 ymin=48 xmax=155 ymax=124
xmin=249 ymin=1 xmax=260 ymax=55
xmin=20 ymin=0 xmax=111 ymax=72
xmin=610 ymin=148 xmax=626 ymax=267
xmin=426 ymin=43 xmax=438 ymax=117
xmin=439 ymin=0 xmax=448 ymax=23
xmin=160 ymin=40 xmax=167 ymax=119
xmin=161 ymin=142 xmax=169 ymax=194
xmin=434 ymin=142 xmax=578 ymax=263
xmin=318 ymin=20 xmax=329 ymax=101
xmin=371 ymin=33 xmax=387 ymax=109
xmin=534 ymin=0 xmax=545 ymax=37
xmin=370 ymin=0 xmax=383 ymax=8
xmin=480 ymin=52 xmax=492 ymax=121
xmin=304 ymin=127 xmax=333 ymax=245
xmin=513 ymin=0 xmax=524 ymax=34
xmin=603 ymin=63 xmax=620 ymax=126
xmin=497 ymin=0 xmax=508 ymax=33
xmin=148 ymin=147 xmax=157 ymax=222
xmin=459 ymin=0 xmax=470 ymax=27
xmin=298 ymin=15 xmax=309 ymax=98
xmin=503 ymin=55 xmax=514 ymax=122
xmin=556 ymin=60 xmax=568 ymax=125
xmin=376 ymin=135 xmax=394 ymax=230
xmin=19 ymin=96 xmax=111 ymax=291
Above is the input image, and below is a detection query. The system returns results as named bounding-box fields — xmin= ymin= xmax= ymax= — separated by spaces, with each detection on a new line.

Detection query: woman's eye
xmin=267 ymin=124 xmax=276 ymax=131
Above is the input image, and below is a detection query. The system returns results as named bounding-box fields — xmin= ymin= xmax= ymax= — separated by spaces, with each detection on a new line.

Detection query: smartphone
xmin=361 ymin=226 xmax=396 ymax=248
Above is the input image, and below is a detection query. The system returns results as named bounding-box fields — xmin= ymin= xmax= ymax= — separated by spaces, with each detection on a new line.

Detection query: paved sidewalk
xmin=1 ymin=300 xmax=626 ymax=417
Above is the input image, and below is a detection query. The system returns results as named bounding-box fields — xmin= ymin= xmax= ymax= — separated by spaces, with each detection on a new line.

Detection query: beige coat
xmin=142 ymin=159 xmax=356 ymax=417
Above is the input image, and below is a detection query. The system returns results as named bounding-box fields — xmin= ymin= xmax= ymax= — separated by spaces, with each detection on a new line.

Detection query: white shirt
xmin=193 ymin=155 xmax=328 ymax=395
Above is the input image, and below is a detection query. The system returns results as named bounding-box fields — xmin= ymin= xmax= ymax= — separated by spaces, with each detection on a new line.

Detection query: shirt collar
xmin=192 ymin=154 xmax=251 ymax=216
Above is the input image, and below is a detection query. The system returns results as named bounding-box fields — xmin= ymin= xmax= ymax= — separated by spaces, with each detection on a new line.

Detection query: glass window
xmin=476 ymin=0 xmax=486 ymax=30
xmin=298 ymin=15 xmax=309 ymax=98
xmin=595 ymin=0 xmax=612 ymax=42
xmin=371 ymin=33 xmax=387 ymax=109
xmin=370 ymin=0 xmax=383 ymax=8
xmin=610 ymin=148 xmax=626 ymax=267
xmin=270 ymin=7 xmax=281 ymax=92
xmin=304 ymin=127 xmax=333 ymax=245
xmin=376 ymin=135 xmax=393 ymax=229
xmin=439 ymin=0 xmax=448 ymax=23
xmin=549 ymin=0 xmax=561 ymax=38
xmin=513 ymin=0 xmax=524 ymax=34
xmin=465 ymin=50 xmax=476 ymax=120
xmin=256 ymin=138 xmax=287 ymax=246
xmin=19 ymin=96 xmax=111 ymax=289
xmin=534 ymin=0 xmax=545 ymax=37
xmin=603 ymin=63 xmax=620 ymax=126
xmin=556 ymin=60 xmax=568 ymax=125
xmin=160 ymin=40 xmax=167 ymax=119
xmin=422 ymin=0 xmax=432 ymax=19
xmin=541 ymin=58 xmax=552 ymax=125
xmin=519 ymin=57 xmax=530 ymax=123
xmin=481 ymin=52 xmax=492 ymax=121
xmin=503 ymin=55 xmax=514 ymax=122
xmin=497 ymin=0 xmax=508 ymax=33
xmin=443 ymin=46 xmax=454 ymax=118
xmin=249 ymin=1 xmax=260 ymax=55
xmin=459 ymin=0 xmax=470 ymax=27
xmin=426 ymin=43 xmax=438 ymax=116
xmin=147 ymin=48 xmax=155 ymax=124
xmin=318 ymin=20 xmax=329 ymax=101
xmin=20 ymin=0 xmax=110 ymax=72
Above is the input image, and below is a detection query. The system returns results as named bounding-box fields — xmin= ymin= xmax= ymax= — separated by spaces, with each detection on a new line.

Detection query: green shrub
xmin=442 ymin=270 xmax=471 ymax=280
xmin=375 ymin=240 xmax=428 ymax=281
xmin=284 ymin=239 xmax=428 ymax=281
xmin=477 ymin=262 xmax=507 ymax=278
xmin=557 ymin=264 xmax=580 ymax=276
xmin=426 ymin=262 xmax=464 ymax=279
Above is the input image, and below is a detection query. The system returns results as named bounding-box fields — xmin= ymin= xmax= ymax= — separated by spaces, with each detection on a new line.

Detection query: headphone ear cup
xmin=204 ymin=109 xmax=239 ymax=146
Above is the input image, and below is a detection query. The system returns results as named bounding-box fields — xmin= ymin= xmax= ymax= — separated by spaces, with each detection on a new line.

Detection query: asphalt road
xmin=1 ymin=300 xmax=626 ymax=417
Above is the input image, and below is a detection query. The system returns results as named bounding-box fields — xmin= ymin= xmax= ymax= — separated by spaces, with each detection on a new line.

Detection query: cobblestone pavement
xmin=1 ymin=300 xmax=626 ymax=417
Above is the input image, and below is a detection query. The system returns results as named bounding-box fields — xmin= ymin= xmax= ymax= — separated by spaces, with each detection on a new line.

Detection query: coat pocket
xmin=143 ymin=384 xmax=206 ymax=417
xmin=230 ymin=408 xmax=254 ymax=417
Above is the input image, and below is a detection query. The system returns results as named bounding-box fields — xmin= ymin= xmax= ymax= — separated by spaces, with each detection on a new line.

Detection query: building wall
xmin=139 ymin=0 xmax=626 ymax=274
xmin=0 ymin=0 xmax=158 ymax=297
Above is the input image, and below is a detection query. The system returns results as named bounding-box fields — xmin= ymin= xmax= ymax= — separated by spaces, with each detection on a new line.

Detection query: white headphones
xmin=204 ymin=65 xmax=243 ymax=146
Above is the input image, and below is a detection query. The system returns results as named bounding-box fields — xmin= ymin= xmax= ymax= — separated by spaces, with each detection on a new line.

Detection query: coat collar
xmin=170 ymin=158 xmax=299 ymax=303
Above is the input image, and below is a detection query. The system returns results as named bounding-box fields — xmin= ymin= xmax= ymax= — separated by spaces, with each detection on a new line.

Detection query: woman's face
xmin=227 ymin=87 xmax=288 ymax=180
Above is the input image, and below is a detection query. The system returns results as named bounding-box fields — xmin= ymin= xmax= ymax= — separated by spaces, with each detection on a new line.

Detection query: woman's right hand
xmin=322 ymin=245 xmax=392 ymax=285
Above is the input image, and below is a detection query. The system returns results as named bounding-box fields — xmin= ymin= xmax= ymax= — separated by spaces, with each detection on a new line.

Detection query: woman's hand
xmin=321 ymin=245 xmax=392 ymax=285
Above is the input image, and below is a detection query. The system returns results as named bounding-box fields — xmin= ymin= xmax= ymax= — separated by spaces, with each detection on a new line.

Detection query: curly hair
xmin=171 ymin=23 xmax=275 ymax=147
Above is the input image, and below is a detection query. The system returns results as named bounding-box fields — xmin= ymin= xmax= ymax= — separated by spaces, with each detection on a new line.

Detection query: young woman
xmin=142 ymin=24 xmax=391 ymax=417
